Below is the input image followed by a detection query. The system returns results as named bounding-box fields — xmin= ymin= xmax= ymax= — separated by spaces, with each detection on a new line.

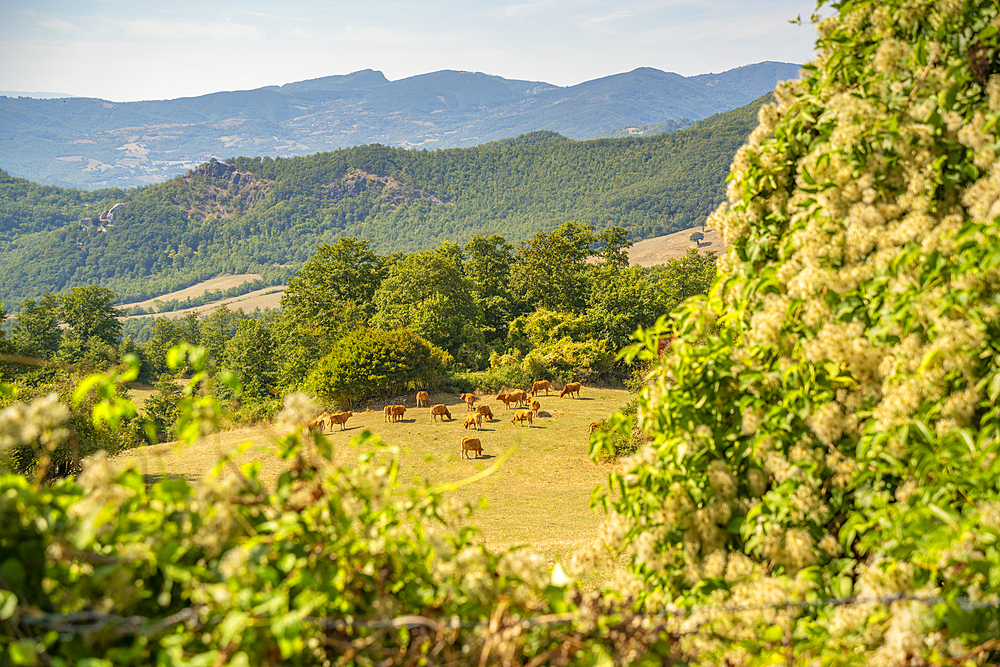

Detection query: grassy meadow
xmin=117 ymin=386 xmax=632 ymax=566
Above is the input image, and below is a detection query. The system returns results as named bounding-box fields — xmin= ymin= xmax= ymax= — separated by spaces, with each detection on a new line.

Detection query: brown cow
xmin=463 ymin=414 xmax=479 ymax=430
xmin=461 ymin=437 xmax=483 ymax=459
xmin=391 ymin=405 xmax=406 ymax=422
xmin=383 ymin=405 xmax=393 ymax=422
xmin=508 ymin=390 xmax=529 ymax=407
xmin=531 ymin=380 xmax=550 ymax=396
xmin=461 ymin=392 xmax=477 ymax=411
xmin=559 ymin=382 xmax=582 ymax=399
xmin=430 ymin=404 xmax=452 ymax=422
xmin=476 ymin=405 xmax=494 ymax=421
xmin=329 ymin=411 xmax=352 ymax=430
xmin=530 ymin=399 xmax=540 ymax=417
xmin=511 ymin=410 xmax=533 ymax=427
xmin=309 ymin=412 xmax=332 ymax=432
xmin=416 ymin=391 xmax=430 ymax=408
xmin=496 ymin=392 xmax=516 ymax=409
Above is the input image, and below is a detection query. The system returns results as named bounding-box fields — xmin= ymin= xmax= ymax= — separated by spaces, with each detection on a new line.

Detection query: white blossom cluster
xmin=0 ymin=392 xmax=70 ymax=453
xmin=605 ymin=0 xmax=1000 ymax=661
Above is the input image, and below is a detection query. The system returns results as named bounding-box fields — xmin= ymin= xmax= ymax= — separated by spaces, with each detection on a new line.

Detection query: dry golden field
xmin=121 ymin=285 xmax=285 ymax=321
xmin=627 ymin=226 xmax=723 ymax=267
xmin=117 ymin=387 xmax=632 ymax=565
xmin=124 ymin=274 xmax=264 ymax=311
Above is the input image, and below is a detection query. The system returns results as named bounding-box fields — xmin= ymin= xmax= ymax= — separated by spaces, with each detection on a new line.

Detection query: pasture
xmin=118 ymin=386 xmax=632 ymax=566
xmin=122 ymin=274 xmax=264 ymax=311
xmin=627 ymin=225 xmax=723 ymax=266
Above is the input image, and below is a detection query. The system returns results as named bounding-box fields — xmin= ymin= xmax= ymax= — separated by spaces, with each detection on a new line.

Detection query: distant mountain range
xmin=0 ymin=62 xmax=799 ymax=190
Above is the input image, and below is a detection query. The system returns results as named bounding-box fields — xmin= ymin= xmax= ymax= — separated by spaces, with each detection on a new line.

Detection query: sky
xmin=0 ymin=0 xmax=821 ymax=102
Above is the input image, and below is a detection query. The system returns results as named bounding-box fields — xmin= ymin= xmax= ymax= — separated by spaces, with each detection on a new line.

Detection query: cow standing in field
xmin=511 ymin=410 xmax=533 ymax=427
xmin=497 ymin=392 xmax=516 ymax=409
xmin=461 ymin=437 xmax=483 ymax=459
xmin=383 ymin=405 xmax=393 ymax=422
xmin=329 ymin=412 xmax=353 ymax=430
xmin=416 ymin=391 xmax=430 ymax=408
xmin=310 ymin=413 xmax=332 ymax=433
xmin=463 ymin=414 xmax=479 ymax=430
xmin=477 ymin=405 xmax=494 ymax=421
xmin=461 ymin=393 xmax=477 ymax=411
xmin=391 ymin=405 xmax=406 ymax=422
xmin=431 ymin=404 xmax=452 ymax=421
xmin=507 ymin=390 xmax=529 ymax=407
xmin=530 ymin=399 xmax=540 ymax=418
xmin=560 ymin=382 xmax=582 ymax=399
xmin=531 ymin=380 xmax=550 ymax=396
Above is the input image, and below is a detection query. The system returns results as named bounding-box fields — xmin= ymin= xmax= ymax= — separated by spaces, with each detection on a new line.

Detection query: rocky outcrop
xmin=324 ymin=170 xmax=450 ymax=206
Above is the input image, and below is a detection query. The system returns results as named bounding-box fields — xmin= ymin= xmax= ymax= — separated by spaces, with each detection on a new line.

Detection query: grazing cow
xmin=329 ymin=411 xmax=353 ymax=430
xmin=588 ymin=421 xmax=601 ymax=434
xmin=383 ymin=405 xmax=393 ymax=422
xmin=430 ymin=404 xmax=452 ymax=422
xmin=463 ymin=414 xmax=479 ymax=430
xmin=531 ymin=399 xmax=540 ymax=417
xmin=391 ymin=405 xmax=406 ymax=422
xmin=511 ymin=410 xmax=533 ymax=427
xmin=476 ymin=405 xmax=494 ymax=421
xmin=309 ymin=413 xmax=332 ymax=432
xmin=416 ymin=391 xmax=430 ymax=408
xmin=461 ymin=437 xmax=483 ymax=459
xmin=461 ymin=393 xmax=477 ymax=411
xmin=496 ymin=392 xmax=516 ymax=409
xmin=531 ymin=380 xmax=550 ymax=396
xmin=560 ymin=382 xmax=582 ymax=399
xmin=508 ymin=390 xmax=529 ymax=407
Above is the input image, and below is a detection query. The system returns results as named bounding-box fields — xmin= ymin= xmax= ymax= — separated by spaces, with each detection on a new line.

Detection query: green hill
xmin=0 ymin=95 xmax=766 ymax=308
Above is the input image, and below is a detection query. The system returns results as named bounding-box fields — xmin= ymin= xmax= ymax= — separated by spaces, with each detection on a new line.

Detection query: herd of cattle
xmin=307 ymin=380 xmax=587 ymax=460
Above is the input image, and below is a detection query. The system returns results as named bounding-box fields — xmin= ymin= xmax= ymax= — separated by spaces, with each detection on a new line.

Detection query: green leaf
xmin=762 ymin=624 xmax=784 ymax=642
xmin=0 ymin=590 xmax=17 ymax=620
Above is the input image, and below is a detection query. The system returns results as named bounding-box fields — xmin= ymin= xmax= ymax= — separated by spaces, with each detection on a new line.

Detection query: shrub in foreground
xmin=596 ymin=1 xmax=1000 ymax=663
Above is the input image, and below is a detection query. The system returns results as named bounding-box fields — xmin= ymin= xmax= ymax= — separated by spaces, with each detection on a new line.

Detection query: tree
xmin=223 ymin=319 xmax=278 ymax=398
xmin=370 ymin=246 xmax=482 ymax=365
xmin=11 ymin=294 xmax=62 ymax=359
xmin=463 ymin=234 xmax=519 ymax=345
xmin=282 ymin=237 xmax=384 ymax=320
xmin=307 ymin=328 xmax=450 ymax=408
xmin=689 ymin=230 xmax=704 ymax=246
xmin=584 ymin=267 xmax=669 ymax=351
xmin=595 ymin=226 xmax=631 ymax=270
xmin=58 ymin=285 xmax=122 ymax=347
xmin=603 ymin=1 xmax=1000 ymax=661
xmin=509 ymin=220 xmax=596 ymax=313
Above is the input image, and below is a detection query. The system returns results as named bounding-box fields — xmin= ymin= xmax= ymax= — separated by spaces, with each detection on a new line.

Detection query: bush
xmin=600 ymin=0 xmax=1000 ymax=661
xmin=0 ymin=372 xmax=142 ymax=480
xmin=307 ymin=328 xmax=451 ymax=408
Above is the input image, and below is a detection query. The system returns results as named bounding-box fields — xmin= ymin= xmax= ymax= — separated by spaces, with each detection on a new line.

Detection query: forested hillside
xmin=0 ymin=95 xmax=764 ymax=307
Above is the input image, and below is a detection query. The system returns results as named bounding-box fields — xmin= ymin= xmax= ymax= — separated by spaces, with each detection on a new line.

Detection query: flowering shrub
xmin=598 ymin=0 xmax=1000 ymax=662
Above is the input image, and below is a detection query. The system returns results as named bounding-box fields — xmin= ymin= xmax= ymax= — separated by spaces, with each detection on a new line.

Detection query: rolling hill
xmin=0 ymin=62 xmax=799 ymax=190
xmin=0 ymin=95 xmax=767 ymax=308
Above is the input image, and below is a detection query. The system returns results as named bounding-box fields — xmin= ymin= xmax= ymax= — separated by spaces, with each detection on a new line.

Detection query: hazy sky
xmin=0 ymin=0 xmax=820 ymax=102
